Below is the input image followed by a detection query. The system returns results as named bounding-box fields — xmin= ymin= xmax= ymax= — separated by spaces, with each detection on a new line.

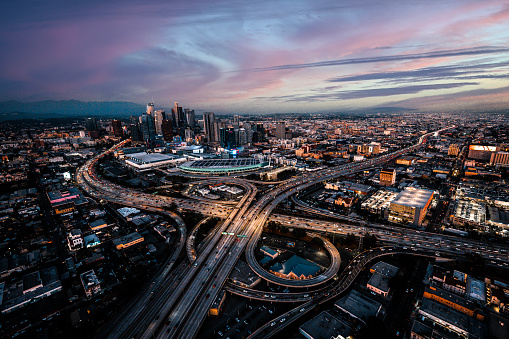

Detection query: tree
xmin=292 ymin=228 xmax=307 ymax=238
xmin=363 ymin=232 xmax=377 ymax=250
xmin=311 ymin=237 xmax=324 ymax=248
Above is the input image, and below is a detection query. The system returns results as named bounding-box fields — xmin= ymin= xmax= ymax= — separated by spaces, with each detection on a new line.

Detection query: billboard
xmin=469 ymin=145 xmax=496 ymax=151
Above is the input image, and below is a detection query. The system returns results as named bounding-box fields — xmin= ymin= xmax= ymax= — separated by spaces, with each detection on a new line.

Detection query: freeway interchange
xmin=73 ymin=125 xmax=509 ymax=339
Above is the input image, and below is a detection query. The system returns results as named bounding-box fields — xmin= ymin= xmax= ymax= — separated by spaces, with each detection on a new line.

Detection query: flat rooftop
xmin=185 ymin=158 xmax=262 ymax=169
xmin=391 ymin=187 xmax=434 ymax=209
xmin=335 ymin=290 xmax=382 ymax=323
xmin=228 ymin=260 xmax=261 ymax=288
xmin=299 ymin=311 xmax=352 ymax=339
xmin=126 ymin=152 xmax=179 ymax=164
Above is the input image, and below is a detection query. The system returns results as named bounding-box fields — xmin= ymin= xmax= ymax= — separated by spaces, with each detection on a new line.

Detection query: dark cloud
xmin=256 ymin=82 xmax=478 ymax=102
xmin=327 ymin=61 xmax=509 ymax=83
xmin=240 ymin=47 xmax=509 ymax=73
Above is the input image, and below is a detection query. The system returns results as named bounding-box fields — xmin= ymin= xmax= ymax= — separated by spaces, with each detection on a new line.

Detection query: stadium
xmin=179 ymin=158 xmax=269 ymax=175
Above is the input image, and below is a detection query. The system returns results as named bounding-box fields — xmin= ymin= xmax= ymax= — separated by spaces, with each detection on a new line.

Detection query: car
xmin=218 ymin=331 xmax=223 ymax=337
xmin=270 ymin=322 xmax=276 ymax=326
xmin=280 ymin=318 xmax=285 ymax=322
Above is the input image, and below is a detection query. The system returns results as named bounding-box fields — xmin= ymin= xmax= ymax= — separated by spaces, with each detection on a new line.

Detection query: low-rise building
xmin=334 ymin=290 xmax=382 ymax=324
xmin=367 ymin=262 xmax=399 ymax=297
xmin=112 ymin=232 xmax=144 ymax=250
xmin=299 ymin=311 xmax=352 ymax=339
xmin=388 ymin=187 xmax=434 ymax=226
xmin=80 ymin=270 xmax=101 ymax=298
xmin=67 ymin=229 xmax=83 ymax=251
xmin=379 ymin=168 xmax=396 ymax=186
xmin=418 ymin=298 xmax=486 ymax=339
xmin=361 ymin=189 xmax=399 ymax=216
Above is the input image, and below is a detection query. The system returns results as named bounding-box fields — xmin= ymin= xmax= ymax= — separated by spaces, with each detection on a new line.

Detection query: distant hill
xmin=0 ymin=100 xmax=146 ymax=120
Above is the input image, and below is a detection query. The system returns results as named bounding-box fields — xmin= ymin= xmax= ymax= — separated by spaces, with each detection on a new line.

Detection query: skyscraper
xmin=172 ymin=102 xmax=184 ymax=128
xmin=111 ymin=119 xmax=123 ymax=137
xmin=185 ymin=109 xmax=195 ymax=129
xmin=161 ymin=119 xmax=173 ymax=142
xmin=203 ymin=112 xmax=216 ymax=142
xmin=276 ymin=121 xmax=286 ymax=140
xmin=140 ymin=114 xmax=156 ymax=145
xmin=154 ymin=110 xmax=166 ymax=135
xmin=146 ymin=103 xmax=155 ymax=115
xmin=85 ymin=117 xmax=98 ymax=131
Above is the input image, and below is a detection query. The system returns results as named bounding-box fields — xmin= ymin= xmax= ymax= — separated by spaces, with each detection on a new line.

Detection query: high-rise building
xmin=203 ymin=112 xmax=216 ymax=142
xmin=220 ymin=127 xmax=236 ymax=149
xmin=140 ymin=114 xmax=156 ymax=145
xmin=154 ymin=110 xmax=166 ymax=135
xmin=146 ymin=103 xmax=155 ymax=115
xmin=238 ymin=128 xmax=247 ymax=146
xmin=172 ymin=102 xmax=184 ymax=128
xmin=129 ymin=124 xmax=142 ymax=142
xmin=111 ymin=119 xmax=123 ymax=137
xmin=161 ymin=119 xmax=173 ymax=142
xmin=185 ymin=109 xmax=195 ymax=129
xmin=380 ymin=168 xmax=396 ymax=186
xmin=276 ymin=121 xmax=286 ymax=140
xmin=85 ymin=117 xmax=98 ymax=131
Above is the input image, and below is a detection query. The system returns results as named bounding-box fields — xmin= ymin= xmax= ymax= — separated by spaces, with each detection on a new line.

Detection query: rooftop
xmin=391 ymin=187 xmax=434 ymax=209
xmin=125 ymin=152 xmax=179 ymax=164
xmin=299 ymin=311 xmax=352 ymax=339
xmin=334 ymin=290 xmax=382 ymax=323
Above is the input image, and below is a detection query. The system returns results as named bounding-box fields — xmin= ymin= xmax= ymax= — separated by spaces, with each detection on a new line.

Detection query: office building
xmin=388 ymin=187 xmax=434 ymax=226
xmin=171 ymin=102 xmax=184 ymax=128
xmin=380 ymin=168 xmax=396 ymax=186
xmin=276 ymin=121 xmax=286 ymax=140
xmin=111 ymin=119 xmax=123 ymax=137
xmin=85 ymin=117 xmax=98 ymax=131
xmin=203 ymin=112 xmax=216 ymax=142
xmin=140 ymin=114 xmax=156 ymax=145
xmin=129 ymin=124 xmax=142 ymax=142
xmin=154 ymin=110 xmax=166 ymax=135
xmin=185 ymin=109 xmax=195 ymax=129
xmin=146 ymin=103 xmax=154 ymax=115
xmin=448 ymin=144 xmax=461 ymax=156
xmin=161 ymin=119 xmax=173 ymax=141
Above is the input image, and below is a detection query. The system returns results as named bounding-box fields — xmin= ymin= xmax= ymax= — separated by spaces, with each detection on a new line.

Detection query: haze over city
xmin=1 ymin=0 xmax=509 ymax=113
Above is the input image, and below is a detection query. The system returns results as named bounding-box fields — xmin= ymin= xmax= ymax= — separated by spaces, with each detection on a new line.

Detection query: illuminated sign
xmin=469 ymin=145 xmax=496 ymax=151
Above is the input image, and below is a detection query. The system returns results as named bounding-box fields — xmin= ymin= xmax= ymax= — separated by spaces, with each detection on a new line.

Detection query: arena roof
xmin=179 ymin=158 xmax=268 ymax=174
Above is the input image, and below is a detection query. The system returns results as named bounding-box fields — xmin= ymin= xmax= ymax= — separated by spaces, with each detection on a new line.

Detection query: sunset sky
xmin=1 ymin=0 xmax=508 ymax=113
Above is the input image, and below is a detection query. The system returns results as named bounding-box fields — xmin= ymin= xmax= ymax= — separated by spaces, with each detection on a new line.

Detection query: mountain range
xmin=0 ymin=100 xmax=146 ymax=120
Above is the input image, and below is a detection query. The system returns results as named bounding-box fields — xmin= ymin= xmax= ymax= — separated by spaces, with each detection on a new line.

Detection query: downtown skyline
xmin=1 ymin=0 xmax=509 ymax=114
